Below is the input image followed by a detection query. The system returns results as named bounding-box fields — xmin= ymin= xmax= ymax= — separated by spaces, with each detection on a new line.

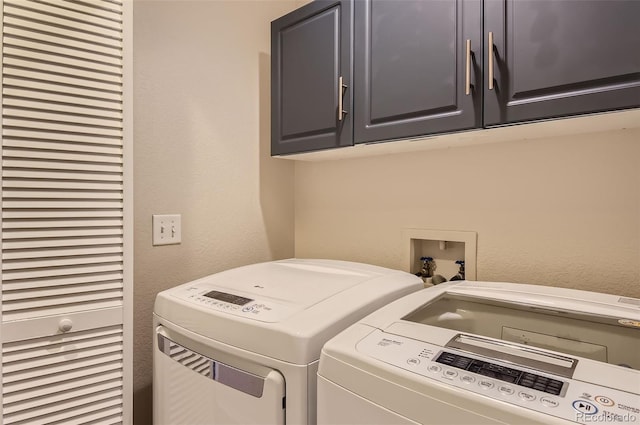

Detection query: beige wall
xmin=295 ymin=128 xmax=640 ymax=298
xmin=132 ymin=1 xmax=639 ymax=422
xmin=133 ymin=1 xmax=299 ymax=422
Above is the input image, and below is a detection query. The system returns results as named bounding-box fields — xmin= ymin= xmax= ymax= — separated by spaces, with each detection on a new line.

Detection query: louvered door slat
xmin=3 ymin=129 xmax=122 ymax=146
xmin=3 ymin=96 xmax=123 ymax=120
xmin=3 ymin=60 xmax=121 ymax=88
xmin=4 ymin=285 xmax=124 ymax=309
xmin=37 ymin=0 xmax=122 ymax=21
xmin=2 ymin=16 xmax=122 ymax=51
xmin=3 ymin=332 xmax=123 ymax=366
xmin=3 ymin=46 xmax=122 ymax=76
xmin=3 ymin=376 xmax=123 ymax=413
xmin=4 ymin=392 xmax=123 ymax=424
xmin=2 ymin=169 xmax=123 ymax=182
xmin=2 ymin=217 xmax=123 ymax=229
xmin=3 ymin=202 xmax=123 ymax=212
xmin=3 ymin=236 xmax=123 ymax=250
xmin=2 ymin=138 xmax=123 ymax=154
xmin=3 ymin=261 xmax=123 ymax=280
xmin=2 ymin=272 xmax=122 ymax=292
xmin=4 ymin=111 xmax=121 ymax=133
xmin=3 ymin=116 xmax=123 ymax=136
xmin=1 ymin=293 xmax=123 ymax=318
xmin=4 ymin=369 xmax=122 ymax=404
xmin=3 ymin=181 xmax=123 ymax=192
xmin=4 ymin=192 xmax=122 ymax=203
xmin=3 ymin=58 xmax=121 ymax=90
xmin=2 ymin=348 xmax=123 ymax=381
xmin=2 ymin=37 xmax=121 ymax=70
xmin=3 ymin=0 xmax=123 ymax=33
xmin=2 ymin=160 xmax=122 ymax=174
xmin=4 ymin=355 xmax=123 ymax=389
xmin=4 ymin=147 xmax=122 ymax=163
xmin=4 ymin=67 xmax=121 ymax=96
xmin=3 ymin=68 xmax=122 ymax=95
xmin=1 ymin=16 xmax=121 ymax=50
xmin=3 ymin=245 xmax=122 ymax=260
xmin=3 ymin=87 xmax=122 ymax=111
xmin=3 ymin=210 xmax=123 ymax=219
xmin=3 ymin=190 xmax=123 ymax=201
xmin=4 ymin=25 xmax=122 ymax=58
xmin=2 ymin=0 xmax=130 ymax=421
xmin=5 ymin=396 xmax=122 ymax=425
xmin=3 ymin=254 xmax=123 ymax=271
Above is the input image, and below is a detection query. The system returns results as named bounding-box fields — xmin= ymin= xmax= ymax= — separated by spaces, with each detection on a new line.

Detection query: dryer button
xmin=442 ymin=369 xmax=458 ymax=379
xmin=460 ymin=375 xmax=476 ymax=384
xmin=407 ymin=358 xmax=420 ymax=366
xmin=427 ymin=364 xmax=441 ymax=374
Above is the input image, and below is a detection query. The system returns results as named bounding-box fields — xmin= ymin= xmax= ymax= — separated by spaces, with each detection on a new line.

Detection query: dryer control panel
xmin=171 ymin=285 xmax=295 ymax=322
xmin=356 ymin=330 xmax=640 ymax=424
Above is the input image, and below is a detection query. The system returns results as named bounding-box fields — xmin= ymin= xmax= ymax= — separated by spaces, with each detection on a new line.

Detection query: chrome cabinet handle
xmin=338 ymin=76 xmax=347 ymax=121
xmin=488 ymin=31 xmax=494 ymax=90
xmin=465 ymin=39 xmax=471 ymax=95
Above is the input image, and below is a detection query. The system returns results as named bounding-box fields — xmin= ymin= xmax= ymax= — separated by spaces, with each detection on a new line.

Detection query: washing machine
xmin=153 ymin=258 xmax=423 ymax=425
xmin=317 ymin=281 xmax=640 ymax=424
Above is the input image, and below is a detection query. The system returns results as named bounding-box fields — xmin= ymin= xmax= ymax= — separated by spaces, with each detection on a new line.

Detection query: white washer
xmin=153 ymin=258 xmax=423 ymax=425
xmin=317 ymin=281 xmax=640 ymax=425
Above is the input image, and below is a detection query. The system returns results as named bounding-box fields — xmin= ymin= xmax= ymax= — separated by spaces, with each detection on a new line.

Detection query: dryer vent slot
xmin=156 ymin=333 xmax=267 ymax=397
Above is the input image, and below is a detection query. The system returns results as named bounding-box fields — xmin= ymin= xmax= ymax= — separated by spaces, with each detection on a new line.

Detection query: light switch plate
xmin=152 ymin=214 xmax=181 ymax=246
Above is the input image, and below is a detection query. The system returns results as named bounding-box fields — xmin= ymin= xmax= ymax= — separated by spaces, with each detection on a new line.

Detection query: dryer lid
xmin=153 ymin=259 xmax=423 ymax=364
xmin=207 ymin=258 xmax=378 ymax=305
xmin=164 ymin=259 xmax=397 ymax=323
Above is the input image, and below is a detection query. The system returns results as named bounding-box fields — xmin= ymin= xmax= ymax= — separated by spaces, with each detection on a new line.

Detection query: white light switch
xmin=152 ymin=214 xmax=182 ymax=246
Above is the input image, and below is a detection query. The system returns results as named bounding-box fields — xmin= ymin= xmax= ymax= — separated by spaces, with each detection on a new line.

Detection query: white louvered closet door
xmin=0 ymin=0 xmax=132 ymax=424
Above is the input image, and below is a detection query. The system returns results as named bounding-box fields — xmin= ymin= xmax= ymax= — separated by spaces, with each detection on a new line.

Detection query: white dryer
xmin=153 ymin=258 xmax=423 ymax=425
xmin=317 ymin=281 xmax=640 ymax=424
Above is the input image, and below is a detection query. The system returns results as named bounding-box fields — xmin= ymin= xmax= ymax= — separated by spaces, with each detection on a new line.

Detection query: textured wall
xmin=133 ymin=1 xmax=298 ymax=422
xmin=295 ymin=127 xmax=640 ymax=298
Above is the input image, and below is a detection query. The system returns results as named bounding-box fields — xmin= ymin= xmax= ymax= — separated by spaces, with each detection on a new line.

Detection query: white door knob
xmin=58 ymin=318 xmax=73 ymax=333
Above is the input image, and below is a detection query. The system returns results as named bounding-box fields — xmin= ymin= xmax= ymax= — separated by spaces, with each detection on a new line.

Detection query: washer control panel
xmin=435 ymin=351 xmax=565 ymax=396
xmin=171 ymin=286 xmax=294 ymax=322
xmin=357 ymin=330 xmax=640 ymax=424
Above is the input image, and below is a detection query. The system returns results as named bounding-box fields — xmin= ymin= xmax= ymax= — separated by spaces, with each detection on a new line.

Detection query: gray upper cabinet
xmin=484 ymin=0 xmax=640 ymax=126
xmin=354 ymin=0 xmax=482 ymax=144
xmin=271 ymin=0 xmax=640 ymax=156
xmin=271 ymin=0 xmax=353 ymax=155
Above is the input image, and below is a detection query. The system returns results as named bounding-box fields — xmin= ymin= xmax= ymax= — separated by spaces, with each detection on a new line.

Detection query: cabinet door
xmin=354 ymin=0 xmax=482 ymax=144
xmin=484 ymin=0 xmax=640 ymax=126
xmin=271 ymin=0 xmax=353 ymax=155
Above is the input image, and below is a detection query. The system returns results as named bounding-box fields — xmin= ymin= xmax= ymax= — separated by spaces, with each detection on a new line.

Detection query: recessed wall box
xmin=403 ymin=228 xmax=477 ymax=282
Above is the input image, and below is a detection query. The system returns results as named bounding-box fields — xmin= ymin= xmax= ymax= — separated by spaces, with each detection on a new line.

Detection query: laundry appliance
xmin=153 ymin=258 xmax=423 ymax=424
xmin=317 ymin=281 xmax=640 ymax=424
